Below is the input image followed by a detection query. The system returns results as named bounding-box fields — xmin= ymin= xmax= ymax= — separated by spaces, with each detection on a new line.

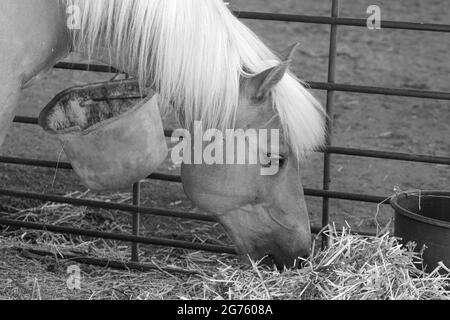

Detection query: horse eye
xmin=278 ymin=154 xmax=287 ymax=168
xmin=263 ymin=153 xmax=287 ymax=168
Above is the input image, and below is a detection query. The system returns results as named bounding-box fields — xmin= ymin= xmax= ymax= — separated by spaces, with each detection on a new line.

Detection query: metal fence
xmin=0 ymin=0 xmax=449 ymax=266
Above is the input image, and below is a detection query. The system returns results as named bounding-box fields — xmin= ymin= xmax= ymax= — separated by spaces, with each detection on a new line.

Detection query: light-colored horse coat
xmin=0 ymin=0 xmax=326 ymax=268
xmin=0 ymin=1 xmax=70 ymax=145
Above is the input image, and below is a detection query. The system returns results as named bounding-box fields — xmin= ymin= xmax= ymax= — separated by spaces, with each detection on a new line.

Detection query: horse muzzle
xmin=216 ymin=203 xmax=312 ymax=269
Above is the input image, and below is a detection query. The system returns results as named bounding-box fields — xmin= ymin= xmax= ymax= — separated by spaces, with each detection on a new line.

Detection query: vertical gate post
xmin=131 ymin=182 xmax=141 ymax=262
xmin=322 ymin=0 xmax=340 ymax=248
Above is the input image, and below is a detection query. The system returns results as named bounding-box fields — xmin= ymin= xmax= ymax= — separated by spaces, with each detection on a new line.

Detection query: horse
xmin=0 ymin=0 xmax=325 ymax=268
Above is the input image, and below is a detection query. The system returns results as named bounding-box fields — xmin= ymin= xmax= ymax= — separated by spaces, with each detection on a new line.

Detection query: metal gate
xmin=1 ymin=0 xmax=449 ymax=268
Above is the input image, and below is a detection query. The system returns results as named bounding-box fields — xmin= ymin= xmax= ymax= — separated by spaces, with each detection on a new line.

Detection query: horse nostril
xmin=269 ymin=249 xmax=310 ymax=270
xmin=266 ymin=253 xmax=277 ymax=266
xmin=262 ymin=252 xmax=293 ymax=270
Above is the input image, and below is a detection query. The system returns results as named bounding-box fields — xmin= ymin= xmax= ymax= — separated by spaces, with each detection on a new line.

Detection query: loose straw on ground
xmin=0 ymin=192 xmax=449 ymax=300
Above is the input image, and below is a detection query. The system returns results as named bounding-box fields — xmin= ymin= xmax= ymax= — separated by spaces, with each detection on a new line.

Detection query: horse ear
xmin=248 ymin=61 xmax=291 ymax=101
xmin=279 ymin=42 xmax=300 ymax=62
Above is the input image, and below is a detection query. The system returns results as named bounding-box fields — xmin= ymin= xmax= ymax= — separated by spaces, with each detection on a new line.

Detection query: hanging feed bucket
xmin=38 ymin=79 xmax=168 ymax=191
xmin=391 ymin=191 xmax=450 ymax=272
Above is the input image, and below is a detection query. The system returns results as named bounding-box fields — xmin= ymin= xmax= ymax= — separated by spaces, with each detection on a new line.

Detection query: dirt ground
xmin=0 ymin=0 xmax=449 ymax=272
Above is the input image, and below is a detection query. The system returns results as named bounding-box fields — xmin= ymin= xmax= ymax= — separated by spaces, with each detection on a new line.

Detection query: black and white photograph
xmin=0 ymin=0 xmax=448 ymax=305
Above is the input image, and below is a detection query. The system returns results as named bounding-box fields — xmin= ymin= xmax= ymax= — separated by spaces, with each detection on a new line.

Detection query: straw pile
xmin=0 ymin=192 xmax=449 ymax=300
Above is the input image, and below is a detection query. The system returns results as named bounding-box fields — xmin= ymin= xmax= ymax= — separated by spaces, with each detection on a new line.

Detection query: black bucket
xmin=391 ymin=191 xmax=450 ymax=272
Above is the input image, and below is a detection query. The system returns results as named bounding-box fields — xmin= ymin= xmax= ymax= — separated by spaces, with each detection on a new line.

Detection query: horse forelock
xmin=64 ymin=0 xmax=325 ymax=159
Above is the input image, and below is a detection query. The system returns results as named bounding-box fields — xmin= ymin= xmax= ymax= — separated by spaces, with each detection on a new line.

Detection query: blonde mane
xmin=65 ymin=0 xmax=325 ymax=158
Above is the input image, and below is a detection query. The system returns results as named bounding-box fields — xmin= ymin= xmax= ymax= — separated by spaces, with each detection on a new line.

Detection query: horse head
xmin=181 ymin=45 xmax=320 ymax=269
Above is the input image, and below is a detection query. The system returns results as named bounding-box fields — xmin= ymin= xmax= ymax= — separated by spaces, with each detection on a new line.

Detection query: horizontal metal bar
xmin=0 ymin=156 xmax=183 ymax=182
xmin=326 ymin=146 xmax=450 ymax=165
xmin=5 ymin=130 xmax=449 ymax=167
xmin=13 ymin=116 xmax=38 ymax=125
xmin=308 ymin=82 xmax=450 ymax=101
xmin=0 ymin=156 xmax=72 ymax=170
xmin=18 ymin=248 xmax=201 ymax=275
xmin=43 ymin=65 xmax=450 ymax=100
xmin=0 ymin=149 xmax=447 ymax=185
xmin=148 ymin=172 xmax=182 ymax=183
xmin=0 ymin=188 xmax=215 ymax=223
xmin=0 ymin=153 xmax=446 ymax=204
xmin=0 ymin=180 xmax=389 ymax=210
xmin=2 ymin=220 xmax=374 ymax=259
xmin=0 ymin=217 xmax=237 ymax=255
xmin=233 ymin=11 xmax=450 ymax=33
xmin=304 ymin=188 xmax=390 ymax=204
xmin=54 ymin=62 xmax=122 ymax=73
